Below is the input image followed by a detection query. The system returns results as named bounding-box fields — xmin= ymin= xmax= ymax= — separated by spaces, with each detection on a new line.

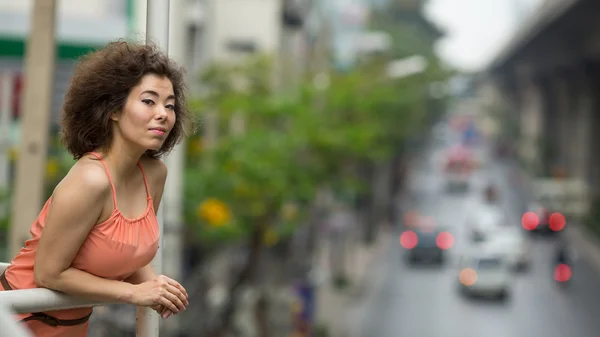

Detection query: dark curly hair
xmin=61 ymin=40 xmax=190 ymax=160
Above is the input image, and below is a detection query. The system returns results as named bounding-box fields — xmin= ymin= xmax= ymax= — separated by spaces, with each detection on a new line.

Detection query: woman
xmin=0 ymin=40 xmax=190 ymax=336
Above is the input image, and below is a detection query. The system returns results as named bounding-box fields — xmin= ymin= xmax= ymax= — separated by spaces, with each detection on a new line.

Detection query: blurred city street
xmin=349 ymin=124 xmax=600 ymax=337
xmin=3 ymin=0 xmax=600 ymax=336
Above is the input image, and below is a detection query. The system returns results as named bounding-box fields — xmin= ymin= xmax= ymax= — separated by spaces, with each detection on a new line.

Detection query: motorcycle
xmin=484 ymin=185 xmax=499 ymax=203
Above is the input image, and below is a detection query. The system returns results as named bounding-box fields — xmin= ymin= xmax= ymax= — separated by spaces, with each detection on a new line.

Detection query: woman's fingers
xmin=158 ymin=296 xmax=179 ymax=313
xmin=163 ymin=288 xmax=186 ymax=312
xmin=165 ymin=277 xmax=188 ymax=299
xmin=167 ymin=283 xmax=189 ymax=307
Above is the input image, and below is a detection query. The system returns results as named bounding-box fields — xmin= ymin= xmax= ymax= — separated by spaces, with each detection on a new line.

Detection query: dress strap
xmin=89 ymin=152 xmax=118 ymax=209
xmin=137 ymin=161 xmax=152 ymax=200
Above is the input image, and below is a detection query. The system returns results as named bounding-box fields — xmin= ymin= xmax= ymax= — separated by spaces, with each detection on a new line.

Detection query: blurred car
xmin=400 ymin=227 xmax=453 ymax=265
xmin=444 ymin=145 xmax=474 ymax=192
xmin=485 ymin=227 xmax=531 ymax=271
xmin=526 ymin=202 xmax=563 ymax=235
xmin=467 ymin=205 xmax=508 ymax=243
xmin=457 ymin=248 xmax=512 ymax=301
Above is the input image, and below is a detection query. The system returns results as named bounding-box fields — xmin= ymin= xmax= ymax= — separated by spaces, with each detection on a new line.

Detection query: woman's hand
xmin=150 ymin=305 xmax=174 ymax=319
xmin=130 ymin=275 xmax=188 ymax=315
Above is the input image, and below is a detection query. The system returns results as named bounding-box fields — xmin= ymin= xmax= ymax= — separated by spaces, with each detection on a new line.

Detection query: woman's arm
xmin=34 ymin=162 xmax=136 ymax=302
xmin=124 ymin=264 xmax=157 ymax=285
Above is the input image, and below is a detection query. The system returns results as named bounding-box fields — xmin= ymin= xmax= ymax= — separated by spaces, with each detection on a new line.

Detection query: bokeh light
xmin=459 ymin=268 xmax=477 ymax=286
xmin=436 ymin=231 xmax=454 ymax=250
xmin=400 ymin=230 xmax=418 ymax=249
xmin=554 ymin=263 xmax=572 ymax=282
xmin=549 ymin=212 xmax=566 ymax=231
xmin=521 ymin=211 xmax=539 ymax=231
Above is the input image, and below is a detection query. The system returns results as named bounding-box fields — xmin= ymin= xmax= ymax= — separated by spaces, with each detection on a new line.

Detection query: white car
xmin=457 ymin=249 xmax=512 ymax=300
xmin=484 ymin=227 xmax=531 ymax=271
xmin=467 ymin=205 xmax=508 ymax=243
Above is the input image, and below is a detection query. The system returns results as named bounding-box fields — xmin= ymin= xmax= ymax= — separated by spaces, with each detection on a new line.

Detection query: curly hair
xmin=61 ymin=40 xmax=190 ymax=160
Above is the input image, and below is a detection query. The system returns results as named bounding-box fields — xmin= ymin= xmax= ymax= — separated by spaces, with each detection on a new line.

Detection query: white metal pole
xmin=137 ymin=1 xmax=170 ymax=336
xmin=161 ymin=0 xmax=186 ymax=332
xmin=0 ymin=305 xmax=33 ymax=337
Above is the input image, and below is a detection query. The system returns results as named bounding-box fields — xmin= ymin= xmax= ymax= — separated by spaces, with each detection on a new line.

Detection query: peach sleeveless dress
xmin=0 ymin=152 xmax=160 ymax=336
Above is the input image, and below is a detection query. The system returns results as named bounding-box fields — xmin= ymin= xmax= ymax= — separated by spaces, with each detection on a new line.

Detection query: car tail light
xmin=521 ymin=211 xmax=539 ymax=230
xmin=549 ymin=212 xmax=566 ymax=231
xmin=400 ymin=230 xmax=418 ymax=249
xmin=436 ymin=231 xmax=454 ymax=250
xmin=554 ymin=264 xmax=572 ymax=282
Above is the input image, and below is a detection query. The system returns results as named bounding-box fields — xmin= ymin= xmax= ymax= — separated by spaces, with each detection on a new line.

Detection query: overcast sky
xmin=424 ymin=0 xmax=545 ymax=71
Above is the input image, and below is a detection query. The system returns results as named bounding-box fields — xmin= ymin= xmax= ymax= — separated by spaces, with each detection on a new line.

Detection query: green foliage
xmin=184 ymin=47 xmax=446 ymax=246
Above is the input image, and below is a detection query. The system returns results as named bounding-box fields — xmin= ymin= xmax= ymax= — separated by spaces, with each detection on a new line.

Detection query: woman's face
xmin=112 ymin=73 xmax=176 ymax=152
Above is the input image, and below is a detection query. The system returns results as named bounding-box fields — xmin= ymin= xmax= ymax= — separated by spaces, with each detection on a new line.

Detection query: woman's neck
xmin=99 ymin=137 xmax=146 ymax=181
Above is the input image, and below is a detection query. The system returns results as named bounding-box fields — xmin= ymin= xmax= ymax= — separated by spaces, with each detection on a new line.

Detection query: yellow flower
xmin=46 ymin=158 xmax=59 ymax=179
xmin=263 ymin=228 xmax=279 ymax=247
xmin=196 ymin=198 xmax=231 ymax=227
xmin=8 ymin=147 xmax=18 ymax=162
xmin=282 ymin=203 xmax=298 ymax=221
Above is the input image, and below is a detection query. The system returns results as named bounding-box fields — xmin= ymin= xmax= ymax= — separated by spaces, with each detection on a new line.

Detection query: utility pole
xmin=9 ymin=0 xmax=57 ymax=258
xmin=136 ymin=1 xmax=169 ymax=336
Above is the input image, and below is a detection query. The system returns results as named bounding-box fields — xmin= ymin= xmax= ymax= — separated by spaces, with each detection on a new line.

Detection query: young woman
xmin=0 ymin=40 xmax=190 ymax=336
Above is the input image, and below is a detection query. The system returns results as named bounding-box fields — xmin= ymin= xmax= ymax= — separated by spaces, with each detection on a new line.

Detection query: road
xmin=352 ymin=133 xmax=600 ymax=337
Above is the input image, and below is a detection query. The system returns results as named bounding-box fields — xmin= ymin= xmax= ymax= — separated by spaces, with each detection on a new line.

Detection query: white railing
xmin=0 ymin=262 xmax=151 ymax=337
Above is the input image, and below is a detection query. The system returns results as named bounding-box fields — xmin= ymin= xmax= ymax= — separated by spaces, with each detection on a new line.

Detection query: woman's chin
xmin=145 ymin=140 xmax=165 ymax=151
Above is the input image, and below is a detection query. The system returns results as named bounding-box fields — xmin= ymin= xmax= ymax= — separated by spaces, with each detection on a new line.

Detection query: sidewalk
xmin=565 ymin=223 xmax=600 ymax=273
xmin=315 ymin=226 xmax=393 ymax=337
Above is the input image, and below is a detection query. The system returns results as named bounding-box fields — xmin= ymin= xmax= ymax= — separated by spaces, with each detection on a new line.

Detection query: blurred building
xmin=485 ymin=0 xmax=600 ymax=190
xmin=0 ymin=0 xmax=130 ymax=126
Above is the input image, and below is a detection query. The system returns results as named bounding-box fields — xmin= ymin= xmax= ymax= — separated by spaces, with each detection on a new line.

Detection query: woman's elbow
xmin=33 ymin=265 xmax=58 ymax=289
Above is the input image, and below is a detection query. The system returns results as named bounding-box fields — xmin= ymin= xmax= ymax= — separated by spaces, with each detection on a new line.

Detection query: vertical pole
xmin=9 ymin=0 xmax=57 ymax=258
xmin=136 ymin=1 xmax=169 ymax=337
xmin=161 ymin=0 xmax=186 ymax=333
xmin=0 ymin=305 xmax=33 ymax=337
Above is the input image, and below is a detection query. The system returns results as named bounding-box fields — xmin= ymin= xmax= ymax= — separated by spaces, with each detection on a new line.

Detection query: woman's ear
xmin=110 ymin=111 xmax=119 ymax=122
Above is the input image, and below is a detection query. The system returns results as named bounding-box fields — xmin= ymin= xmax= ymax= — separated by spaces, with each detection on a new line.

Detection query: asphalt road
xmin=353 ymin=133 xmax=600 ymax=337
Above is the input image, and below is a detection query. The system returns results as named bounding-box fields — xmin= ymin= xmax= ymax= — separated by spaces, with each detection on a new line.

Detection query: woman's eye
xmin=166 ymin=104 xmax=175 ymax=110
xmin=142 ymin=99 xmax=155 ymax=106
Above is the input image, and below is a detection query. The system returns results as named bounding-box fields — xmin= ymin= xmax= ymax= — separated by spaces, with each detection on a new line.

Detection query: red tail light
xmin=400 ymin=230 xmax=418 ymax=249
xmin=436 ymin=231 xmax=454 ymax=250
xmin=554 ymin=264 xmax=572 ymax=282
xmin=521 ymin=212 xmax=539 ymax=230
xmin=549 ymin=212 xmax=566 ymax=231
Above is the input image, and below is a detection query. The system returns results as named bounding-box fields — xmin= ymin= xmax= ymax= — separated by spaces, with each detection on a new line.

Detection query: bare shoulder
xmin=54 ymin=156 xmax=112 ymax=200
xmin=140 ymin=155 xmax=168 ymax=184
